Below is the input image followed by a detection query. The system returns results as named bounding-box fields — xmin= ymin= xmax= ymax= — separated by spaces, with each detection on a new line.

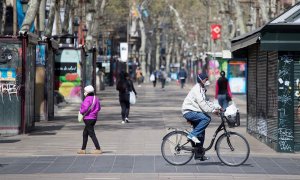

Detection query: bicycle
xmin=161 ymin=109 xmax=250 ymax=166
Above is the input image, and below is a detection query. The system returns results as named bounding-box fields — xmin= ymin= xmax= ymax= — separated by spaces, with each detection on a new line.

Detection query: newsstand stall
xmin=34 ymin=39 xmax=59 ymax=122
xmin=0 ymin=33 xmax=37 ymax=135
xmin=54 ymin=46 xmax=86 ymax=103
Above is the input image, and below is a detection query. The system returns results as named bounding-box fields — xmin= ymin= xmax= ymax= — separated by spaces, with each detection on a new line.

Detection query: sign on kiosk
xmin=120 ymin=43 xmax=128 ymax=62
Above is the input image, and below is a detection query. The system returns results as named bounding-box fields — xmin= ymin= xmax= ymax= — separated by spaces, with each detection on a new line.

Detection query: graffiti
xmin=280 ymin=55 xmax=292 ymax=65
xmin=0 ymin=47 xmax=19 ymax=65
xmin=278 ymin=140 xmax=292 ymax=152
xmin=278 ymin=94 xmax=292 ymax=106
xmin=277 ymin=54 xmax=294 ymax=152
xmin=278 ymin=128 xmax=293 ymax=141
xmin=257 ymin=116 xmax=267 ymax=136
xmin=0 ymin=82 xmax=20 ymax=102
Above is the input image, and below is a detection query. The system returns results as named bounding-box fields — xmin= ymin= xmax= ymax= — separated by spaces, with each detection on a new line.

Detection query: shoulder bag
xmin=78 ymin=96 xmax=96 ymax=122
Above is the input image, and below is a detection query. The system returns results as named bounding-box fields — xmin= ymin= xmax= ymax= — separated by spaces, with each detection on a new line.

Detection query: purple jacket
xmin=80 ymin=96 xmax=101 ymax=120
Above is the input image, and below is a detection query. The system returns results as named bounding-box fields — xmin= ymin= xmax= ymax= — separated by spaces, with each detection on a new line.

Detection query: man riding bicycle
xmin=182 ymin=73 xmax=221 ymax=161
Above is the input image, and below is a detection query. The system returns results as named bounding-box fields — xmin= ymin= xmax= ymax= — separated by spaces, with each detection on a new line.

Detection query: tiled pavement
xmin=0 ymin=155 xmax=300 ymax=175
xmin=0 ymin=82 xmax=300 ymax=179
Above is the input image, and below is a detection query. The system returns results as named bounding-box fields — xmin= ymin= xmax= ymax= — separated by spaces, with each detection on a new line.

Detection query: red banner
xmin=211 ymin=24 xmax=221 ymax=40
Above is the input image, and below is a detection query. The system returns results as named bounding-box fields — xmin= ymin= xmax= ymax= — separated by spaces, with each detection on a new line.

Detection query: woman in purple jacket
xmin=77 ymin=85 xmax=102 ymax=154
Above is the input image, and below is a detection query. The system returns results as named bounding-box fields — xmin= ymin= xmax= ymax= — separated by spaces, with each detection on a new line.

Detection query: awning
xmin=231 ymin=33 xmax=260 ymax=52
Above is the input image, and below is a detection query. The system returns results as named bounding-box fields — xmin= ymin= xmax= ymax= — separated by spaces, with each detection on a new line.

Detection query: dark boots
xmin=194 ymin=146 xmax=209 ymax=161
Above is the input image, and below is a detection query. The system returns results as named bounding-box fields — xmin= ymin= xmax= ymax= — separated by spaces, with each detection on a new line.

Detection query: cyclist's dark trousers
xmin=82 ymin=119 xmax=100 ymax=150
xmin=120 ymin=99 xmax=130 ymax=120
xmin=183 ymin=111 xmax=211 ymax=147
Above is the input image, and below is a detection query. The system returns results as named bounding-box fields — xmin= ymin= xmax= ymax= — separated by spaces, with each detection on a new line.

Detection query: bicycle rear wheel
xmin=216 ymin=132 xmax=250 ymax=166
xmin=161 ymin=131 xmax=194 ymax=165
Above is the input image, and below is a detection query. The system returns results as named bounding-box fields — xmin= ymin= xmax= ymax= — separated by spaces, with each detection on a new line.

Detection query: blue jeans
xmin=183 ymin=111 xmax=211 ymax=146
xmin=218 ymin=94 xmax=229 ymax=109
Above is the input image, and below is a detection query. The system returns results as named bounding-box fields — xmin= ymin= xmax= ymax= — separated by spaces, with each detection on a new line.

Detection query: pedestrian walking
xmin=150 ymin=70 xmax=157 ymax=87
xmin=215 ymin=71 xmax=232 ymax=109
xmin=136 ymin=67 xmax=143 ymax=87
xmin=159 ymin=66 xmax=168 ymax=89
xmin=116 ymin=72 xmax=137 ymax=124
xmin=77 ymin=85 xmax=102 ymax=154
xmin=178 ymin=67 xmax=187 ymax=89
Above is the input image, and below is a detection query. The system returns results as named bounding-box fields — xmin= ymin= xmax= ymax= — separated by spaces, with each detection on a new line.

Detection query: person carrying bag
xmin=77 ymin=85 xmax=102 ymax=154
xmin=215 ymin=71 xmax=232 ymax=109
xmin=78 ymin=96 xmax=95 ymax=122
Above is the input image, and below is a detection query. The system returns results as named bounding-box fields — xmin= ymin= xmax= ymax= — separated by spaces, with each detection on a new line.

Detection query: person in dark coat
xmin=116 ymin=72 xmax=137 ymax=124
xmin=215 ymin=71 xmax=232 ymax=109
xmin=178 ymin=68 xmax=187 ymax=89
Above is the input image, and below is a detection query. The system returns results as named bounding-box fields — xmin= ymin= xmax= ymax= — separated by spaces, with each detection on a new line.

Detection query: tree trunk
xmin=258 ymin=0 xmax=269 ymax=24
xmin=44 ymin=0 xmax=59 ymax=37
xmin=20 ymin=0 xmax=41 ymax=32
xmin=168 ymin=4 xmax=186 ymax=36
xmin=54 ymin=1 xmax=61 ymax=35
xmin=91 ymin=0 xmax=106 ymax=52
xmin=165 ymin=34 xmax=173 ymax=73
xmin=232 ymin=0 xmax=246 ymax=35
xmin=39 ymin=0 xmax=46 ymax=33
xmin=1 ymin=0 xmax=6 ymax=34
xmin=62 ymin=0 xmax=71 ymax=35
xmin=155 ymin=29 xmax=161 ymax=70
xmin=85 ymin=1 xmax=94 ymax=50
xmin=138 ymin=18 xmax=146 ymax=77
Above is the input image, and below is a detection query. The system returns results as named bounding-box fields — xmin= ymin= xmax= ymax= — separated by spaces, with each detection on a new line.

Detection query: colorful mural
xmin=55 ymin=49 xmax=81 ymax=100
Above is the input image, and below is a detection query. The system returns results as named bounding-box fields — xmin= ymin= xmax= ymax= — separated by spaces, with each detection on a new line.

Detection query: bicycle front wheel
xmin=216 ymin=132 xmax=250 ymax=166
xmin=161 ymin=131 xmax=194 ymax=166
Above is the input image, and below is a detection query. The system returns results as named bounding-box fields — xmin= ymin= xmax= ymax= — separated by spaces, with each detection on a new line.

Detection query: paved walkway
xmin=0 ymin=82 xmax=300 ymax=179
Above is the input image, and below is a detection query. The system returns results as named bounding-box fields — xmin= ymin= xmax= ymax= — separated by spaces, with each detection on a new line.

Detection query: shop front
xmin=231 ymin=3 xmax=300 ymax=152
xmin=0 ymin=33 xmax=37 ymax=135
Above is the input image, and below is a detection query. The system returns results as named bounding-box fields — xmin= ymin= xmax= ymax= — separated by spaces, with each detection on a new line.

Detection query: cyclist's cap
xmin=197 ymin=73 xmax=208 ymax=83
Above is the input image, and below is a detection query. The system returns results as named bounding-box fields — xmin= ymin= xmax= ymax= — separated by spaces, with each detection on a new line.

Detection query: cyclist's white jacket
xmin=182 ymin=83 xmax=219 ymax=115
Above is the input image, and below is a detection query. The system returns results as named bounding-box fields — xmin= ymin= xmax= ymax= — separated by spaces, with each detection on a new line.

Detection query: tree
xmin=44 ymin=0 xmax=59 ymax=37
xmin=62 ymin=0 xmax=71 ymax=35
xmin=20 ymin=0 xmax=41 ymax=33
xmin=0 ymin=0 xmax=6 ymax=34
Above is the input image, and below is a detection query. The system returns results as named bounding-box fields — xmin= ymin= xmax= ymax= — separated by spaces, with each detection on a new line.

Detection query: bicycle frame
xmin=179 ymin=112 xmax=231 ymax=152
xmin=204 ymin=112 xmax=230 ymax=152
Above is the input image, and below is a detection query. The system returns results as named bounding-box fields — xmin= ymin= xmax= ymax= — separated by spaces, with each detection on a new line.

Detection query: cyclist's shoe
xmin=194 ymin=148 xmax=205 ymax=160
xmin=187 ymin=134 xmax=200 ymax=144
xmin=200 ymin=156 xmax=209 ymax=161
xmin=196 ymin=156 xmax=209 ymax=161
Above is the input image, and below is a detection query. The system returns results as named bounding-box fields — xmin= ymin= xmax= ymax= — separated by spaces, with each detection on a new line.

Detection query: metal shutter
xmin=256 ymin=50 xmax=268 ymax=137
xmin=247 ymin=45 xmax=257 ymax=133
xmin=267 ymin=51 xmax=278 ymax=142
xmin=294 ymin=53 xmax=300 ymax=151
